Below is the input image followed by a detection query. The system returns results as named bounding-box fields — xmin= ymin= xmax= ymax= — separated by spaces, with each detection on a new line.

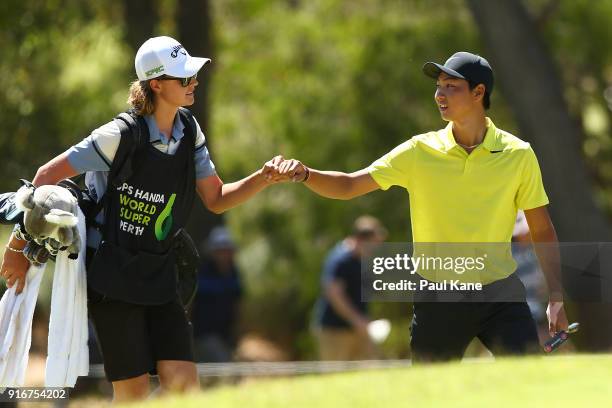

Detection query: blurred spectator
xmin=312 ymin=216 xmax=387 ymax=360
xmin=466 ymin=211 xmax=550 ymax=358
xmin=192 ymin=226 xmax=243 ymax=362
xmin=512 ymin=210 xmax=547 ymax=333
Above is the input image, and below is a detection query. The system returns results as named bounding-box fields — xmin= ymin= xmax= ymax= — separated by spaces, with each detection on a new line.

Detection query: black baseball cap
xmin=423 ymin=52 xmax=494 ymax=95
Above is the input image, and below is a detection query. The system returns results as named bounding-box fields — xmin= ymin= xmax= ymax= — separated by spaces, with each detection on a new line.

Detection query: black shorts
xmin=88 ymin=288 xmax=195 ymax=382
xmin=410 ymin=275 xmax=540 ymax=362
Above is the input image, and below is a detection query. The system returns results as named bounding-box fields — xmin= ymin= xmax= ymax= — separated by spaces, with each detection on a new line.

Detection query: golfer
xmin=0 ymin=36 xmax=285 ymax=401
xmin=278 ymin=51 xmax=568 ymax=361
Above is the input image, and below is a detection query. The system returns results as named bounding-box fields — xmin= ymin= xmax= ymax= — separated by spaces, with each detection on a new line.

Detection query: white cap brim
xmin=166 ymin=56 xmax=211 ymax=78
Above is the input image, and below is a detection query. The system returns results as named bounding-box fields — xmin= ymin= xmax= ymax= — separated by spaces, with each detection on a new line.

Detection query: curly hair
xmin=127 ymin=80 xmax=155 ymax=115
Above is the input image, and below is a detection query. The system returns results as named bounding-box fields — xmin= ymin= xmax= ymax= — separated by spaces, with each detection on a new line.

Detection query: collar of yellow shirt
xmin=439 ymin=117 xmax=504 ymax=153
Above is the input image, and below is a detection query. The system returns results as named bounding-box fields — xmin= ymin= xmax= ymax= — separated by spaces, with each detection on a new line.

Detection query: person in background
xmin=192 ymin=226 xmax=243 ymax=363
xmin=313 ymin=216 xmax=387 ymax=360
xmin=513 ymin=210 xmax=548 ymax=339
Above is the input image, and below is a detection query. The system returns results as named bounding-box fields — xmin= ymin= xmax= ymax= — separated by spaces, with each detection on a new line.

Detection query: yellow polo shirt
xmin=369 ymin=118 xmax=549 ymax=283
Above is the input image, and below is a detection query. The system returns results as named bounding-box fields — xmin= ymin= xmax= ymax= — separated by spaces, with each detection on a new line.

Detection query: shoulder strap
xmin=111 ymin=111 xmax=147 ymax=188
xmin=86 ymin=111 xmax=148 ymax=226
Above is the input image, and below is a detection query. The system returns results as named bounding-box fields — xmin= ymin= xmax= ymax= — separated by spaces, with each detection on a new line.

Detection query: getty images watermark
xmin=361 ymin=242 xmax=612 ymax=303
xmin=372 ymin=252 xmax=488 ymax=291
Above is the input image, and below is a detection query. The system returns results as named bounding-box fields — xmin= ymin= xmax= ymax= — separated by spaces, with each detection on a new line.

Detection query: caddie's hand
xmin=278 ymin=159 xmax=308 ymax=182
xmin=1 ymin=248 xmax=30 ymax=294
xmin=261 ymin=155 xmax=288 ymax=183
xmin=546 ymin=301 xmax=569 ymax=336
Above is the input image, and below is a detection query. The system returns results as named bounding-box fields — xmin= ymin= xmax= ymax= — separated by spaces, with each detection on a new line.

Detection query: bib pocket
xmin=88 ymin=241 xmax=178 ymax=305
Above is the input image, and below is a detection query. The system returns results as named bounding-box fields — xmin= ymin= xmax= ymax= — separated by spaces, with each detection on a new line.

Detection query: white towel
xmin=0 ymin=263 xmax=45 ymax=387
xmin=45 ymin=209 xmax=89 ymax=387
xmin=0 ymin=209 xmax=89 ymax=388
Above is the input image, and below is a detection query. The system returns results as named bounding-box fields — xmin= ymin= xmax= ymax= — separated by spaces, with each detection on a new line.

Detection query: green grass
xmin=129 ymin=354 xmax=612 ymax=408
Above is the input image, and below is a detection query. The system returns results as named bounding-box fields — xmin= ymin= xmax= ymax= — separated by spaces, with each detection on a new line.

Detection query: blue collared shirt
xmin=66 ymin=112 xmax=216 ymax=247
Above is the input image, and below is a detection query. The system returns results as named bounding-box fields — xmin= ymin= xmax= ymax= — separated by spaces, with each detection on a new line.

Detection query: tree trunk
xmin=467 ymin=0 xmax=610 ymax=242
xmin=123 ymin=0 xmax=158 ymax=52
xmin=467 ymin=0 xmax=612 ymax=351
xmin=176 ymin=0 xmax=222 ymax=247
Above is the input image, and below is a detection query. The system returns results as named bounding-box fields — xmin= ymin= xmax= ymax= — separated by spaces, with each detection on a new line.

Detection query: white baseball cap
xmin=135 ymin=36 xmax=211 ymax=81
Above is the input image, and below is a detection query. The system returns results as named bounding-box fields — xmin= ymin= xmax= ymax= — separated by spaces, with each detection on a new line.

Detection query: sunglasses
xmin=157 ymin=73 xmax=197 ymax=87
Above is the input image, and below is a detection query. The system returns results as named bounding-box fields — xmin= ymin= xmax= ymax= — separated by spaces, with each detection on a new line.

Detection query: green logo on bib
xmin=155 ymin=193 xmax=176 ymax=241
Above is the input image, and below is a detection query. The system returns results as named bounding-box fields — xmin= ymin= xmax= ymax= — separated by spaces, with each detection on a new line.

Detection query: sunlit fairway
xmin=127 ymin=354 xmax=612 ymax=408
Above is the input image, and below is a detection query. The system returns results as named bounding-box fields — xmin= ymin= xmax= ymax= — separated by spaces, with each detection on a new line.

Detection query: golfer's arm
xmin=304 ymin=168 xmax=380 ymax=200
xmin=197 ymin=171 xmax=268 ymax=214
xmin=32 ymin=152 xmax=79 ymax=187
xmin=325 ymin=280 xmax=367 ymax=326
xmin=524 ymin=206 xmax=563 ymax=302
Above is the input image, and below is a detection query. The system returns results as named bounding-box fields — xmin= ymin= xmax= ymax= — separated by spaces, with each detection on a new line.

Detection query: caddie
xmin=0 ymin=36 xmax=287 ymax=401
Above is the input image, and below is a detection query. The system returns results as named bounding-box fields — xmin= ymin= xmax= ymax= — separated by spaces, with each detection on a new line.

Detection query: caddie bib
xmin=88 ymin=114 xmax=196 ymax=304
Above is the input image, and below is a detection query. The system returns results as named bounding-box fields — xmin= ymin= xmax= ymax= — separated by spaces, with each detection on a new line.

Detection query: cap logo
xmin=145 ymin=65 xmax=165 ymax=77
xmin=170 ymin=45 xmax=187 ymax=58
